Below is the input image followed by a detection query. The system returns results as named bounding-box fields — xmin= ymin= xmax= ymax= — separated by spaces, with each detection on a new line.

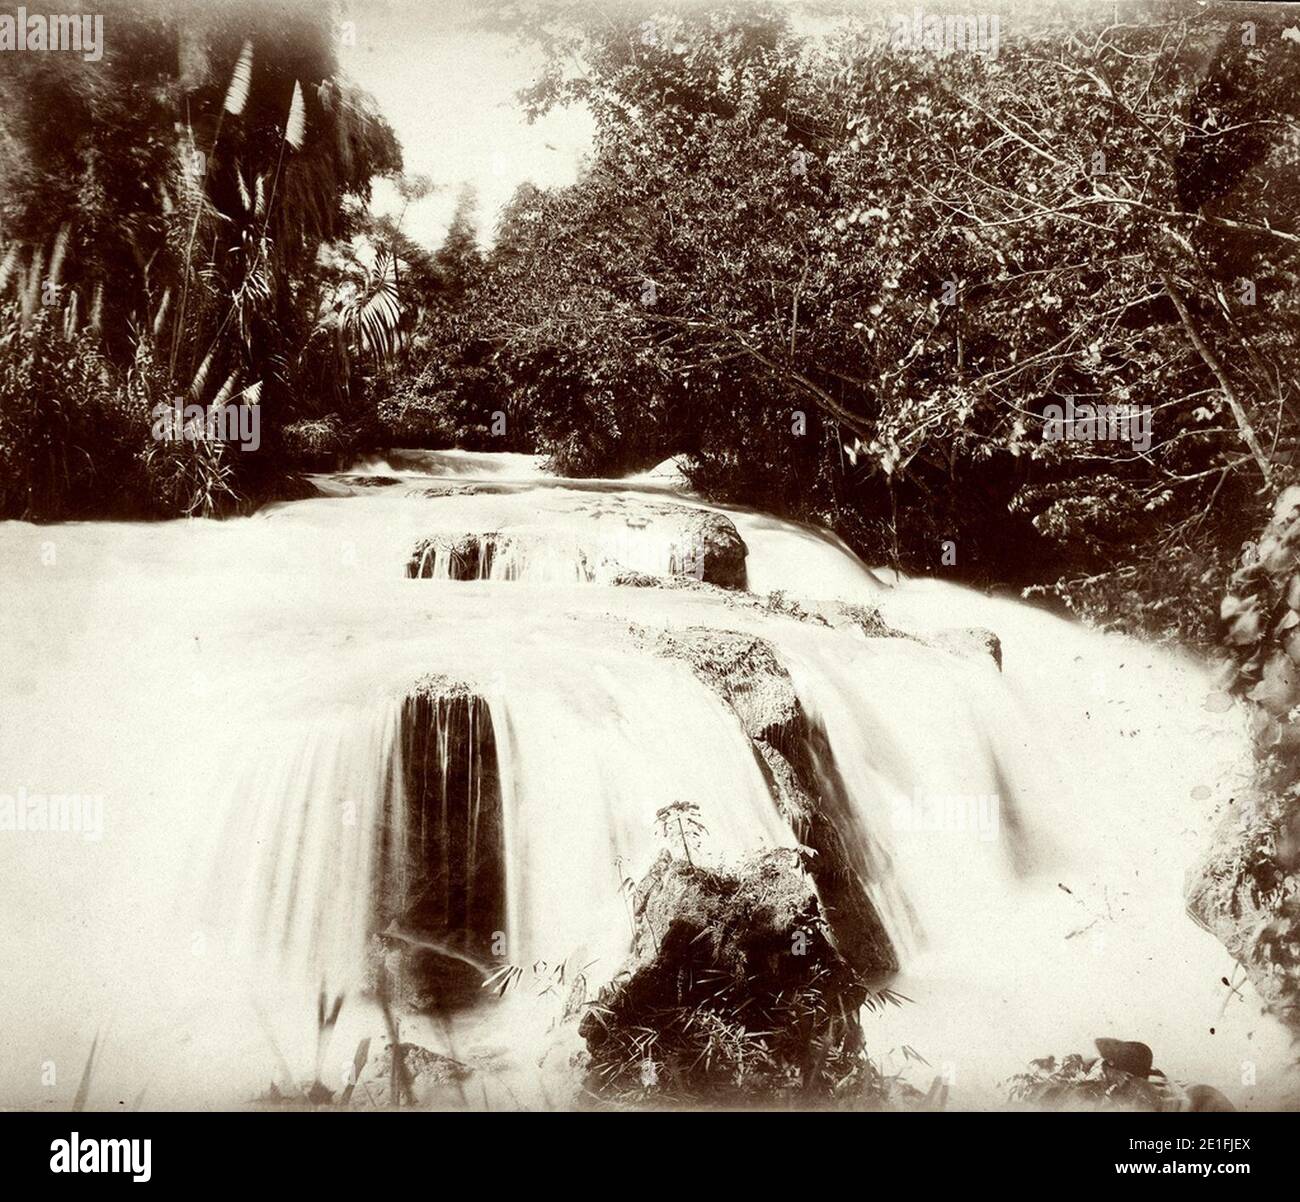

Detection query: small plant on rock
xmin=654 ymin=801 xmax=706 ymax=867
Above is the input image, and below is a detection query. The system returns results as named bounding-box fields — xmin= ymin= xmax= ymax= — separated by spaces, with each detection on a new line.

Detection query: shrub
xmin=281 ymin=415 xmax=349 ymax=471
xmin=0 ymin=306 xmax=246 ymax=519
xmin=0 ymin=305 xmax=150 ymax=519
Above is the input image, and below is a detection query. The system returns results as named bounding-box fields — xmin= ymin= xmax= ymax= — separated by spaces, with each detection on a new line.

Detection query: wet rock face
xmin=645 ymin=626 xmax=898 ymax=976
xmin=579 ymin=849 xmax=867 ymax=1096
xmin=374 ymin=675 xmax=506 ymax=1008
xmin=404 ymin=501 xmax=748 ymax=588
xmin=406 ymin=533 xmax=491 ymax=580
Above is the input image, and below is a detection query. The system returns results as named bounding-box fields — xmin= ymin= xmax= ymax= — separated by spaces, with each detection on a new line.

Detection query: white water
xmin=0 ymin=449 xmax=1293 ymax=1108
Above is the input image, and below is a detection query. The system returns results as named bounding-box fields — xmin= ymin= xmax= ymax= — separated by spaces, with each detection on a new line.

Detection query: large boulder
xmin=673 ymin=508 xmax=748 ymax=590
xmin=405 ymin=503 xmax=747 ymax=588
xmin=579 ymin=849 xmax=868 ymax=1098
xmin=644 ymin=626 xmax=897 ymax=976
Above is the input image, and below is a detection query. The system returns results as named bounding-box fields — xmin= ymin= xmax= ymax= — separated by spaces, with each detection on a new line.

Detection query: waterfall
xmin=0 ymin=450 xmax=1292 ymax=1107
xmin=205 ymin=699 xmax=402 ymax=1000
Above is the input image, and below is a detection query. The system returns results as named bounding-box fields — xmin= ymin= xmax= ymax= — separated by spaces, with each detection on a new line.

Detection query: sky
xmin=339 ymin=1 xmax=594 ymax=251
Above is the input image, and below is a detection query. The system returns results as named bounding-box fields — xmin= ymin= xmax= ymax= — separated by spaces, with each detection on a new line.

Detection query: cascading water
xmin=0 ymin=448 xmax=1294 ymax=1108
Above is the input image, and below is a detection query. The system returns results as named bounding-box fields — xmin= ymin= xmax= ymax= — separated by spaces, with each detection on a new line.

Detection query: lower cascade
xmin=0 ymin=450 xmax=1293 ymax=1108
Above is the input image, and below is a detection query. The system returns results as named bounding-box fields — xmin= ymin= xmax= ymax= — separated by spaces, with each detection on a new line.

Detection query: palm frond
xmin=341 ymin=251 xmax=403 ymax=364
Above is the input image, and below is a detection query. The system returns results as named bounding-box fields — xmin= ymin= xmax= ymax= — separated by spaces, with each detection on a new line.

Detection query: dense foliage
xmin=427 ymin=0 xmax=1300 ymax=643
xmin=0 ymin=0 xmax=400 ymax=516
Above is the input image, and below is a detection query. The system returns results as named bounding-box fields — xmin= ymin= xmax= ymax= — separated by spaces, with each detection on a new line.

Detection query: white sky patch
xmin=341 ymin=4 xmax=593 ymax=250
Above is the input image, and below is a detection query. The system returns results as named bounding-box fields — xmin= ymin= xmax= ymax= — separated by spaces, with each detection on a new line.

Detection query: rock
xmin=406 ymin=533 xmax=492 ymax=579
xmin=357 ymin=1042 xmax=471 ymax=1106
xmin=647 ymin=627 xmax=798 ymax=736
xmin=1185 ymin=1084 xmax=1235 ymax=1112
xmin=337 ymin=474 xmax=401 ymax=488
xmin=780 ymin=595 xmax=899 ymax=639
xmin=930 ymin=627 xmax=1003 ymax=671
xmin=247 ymin=473 xmax=322 ymax=511
xmin=405 ymin=503 xmax=746 ymax=587
xmin=573 ymin=496 xmax=747 ymax=588
xmin=644 ymin=626 xmax=897 ymax=976
xmin=579 ymin=849 xmax=868 ymax=1096
xmin=675 ymin=508 xmax=747 ymax=590
xmin=1094 ymin=1037 xmax=1154 ymax=1078
xmin=613 ymin=580 xmax=908 ymax=644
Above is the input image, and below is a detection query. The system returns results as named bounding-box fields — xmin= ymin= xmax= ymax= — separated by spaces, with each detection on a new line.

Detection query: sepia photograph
xmin=0 ymin=0 xmax=1298 ymax=1182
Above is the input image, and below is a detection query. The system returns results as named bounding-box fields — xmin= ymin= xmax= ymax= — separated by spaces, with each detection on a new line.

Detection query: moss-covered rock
xmin=643 ymin=626 xmax=898 ymax=976
xmin=579 ymin=848 xmax=868 ymax=1099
